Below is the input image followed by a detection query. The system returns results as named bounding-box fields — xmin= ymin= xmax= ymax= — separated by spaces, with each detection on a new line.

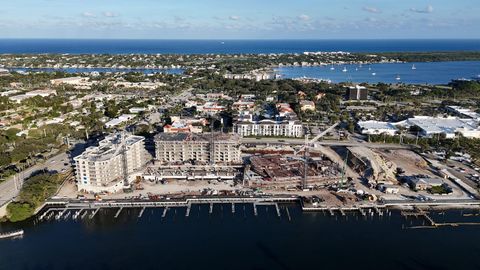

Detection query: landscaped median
xmin=6 ymin=172 xmax=66 ymax=222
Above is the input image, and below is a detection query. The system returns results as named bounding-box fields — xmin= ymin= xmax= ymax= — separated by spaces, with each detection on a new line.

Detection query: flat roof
xmin=407 ymin=116 xmax=478 ymax=134
xmin=75 ymin=133 xmax=144 ymax=162
xmin=155 ymin=132 xmax=239 ymax=142
xmin=358 ymin=120 xmax=398 ymax=131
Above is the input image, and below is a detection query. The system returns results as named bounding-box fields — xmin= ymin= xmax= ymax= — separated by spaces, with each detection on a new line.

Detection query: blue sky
xmin=0 ymin=0 xmax=478 ymax=39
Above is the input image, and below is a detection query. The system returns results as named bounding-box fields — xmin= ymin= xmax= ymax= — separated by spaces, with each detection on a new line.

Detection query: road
xmin=0 ymin=152 xmax=70 ymax=207
xmin=241 ymin=137 xmax=412 ymax=149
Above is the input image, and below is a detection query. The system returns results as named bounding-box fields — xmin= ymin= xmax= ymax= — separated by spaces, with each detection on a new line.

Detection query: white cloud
xmin=410 ymin=5 xmax=433 ymax=14
xmin=298 ymin=14 xmax=310 ymax=21
xmin=362 ymin=7 xmax=381 ymax=14
xmin=81 ymin=12 xmax=96 ymax=18
xmin=103 ymin=11 xmax=119 ymax=18
xmin=229 ymin=15 xmax=241 ymax=21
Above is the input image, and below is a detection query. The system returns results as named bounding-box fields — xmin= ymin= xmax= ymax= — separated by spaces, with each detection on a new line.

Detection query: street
xmin=0 ymin=152 xmax=70 ymax=206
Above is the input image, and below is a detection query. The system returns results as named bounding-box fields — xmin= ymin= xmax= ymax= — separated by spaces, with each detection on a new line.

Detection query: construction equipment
xmin=339 ymin=151 xmax=349 ymax=189
xmin=294 ymin=122 xmax=340 ymax=156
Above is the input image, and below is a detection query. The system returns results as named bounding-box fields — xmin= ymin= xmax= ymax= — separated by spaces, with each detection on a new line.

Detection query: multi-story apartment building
xmin=234 ymin=118 xmax=304 ymax=138
xmin=233 ymin=103 xmax=304 ymax=138
xmin=74 ymin=133 xmax=150 ymax=193
xmin=154 ymin=133 xmax=241 ymax=165
xmin=347 ymin=85 xmax=368 ymax=100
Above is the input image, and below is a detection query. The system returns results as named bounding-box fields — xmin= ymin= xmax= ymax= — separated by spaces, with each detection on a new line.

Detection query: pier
xmin=114 ymin=207 xmax=123 ymax=219
xmin=138 ymin=207 xmax=145 ymax=218
xmin=89 ymin=208 xmax=99 ymax=219
xmin=275 ymin=203 xmax=281 ymax=217
xmin=73 ymin=209 xmax=82 ymax=219
xmin=286 ymin=207 xmax=291 ymax=221
xmin=33 ymin=196 xmax=300 ymax=222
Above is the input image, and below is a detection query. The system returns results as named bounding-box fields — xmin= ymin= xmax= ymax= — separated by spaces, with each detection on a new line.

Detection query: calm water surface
xmin=277 ymin=61 xmax=480 ymax=84
xmin=0 ymin=205 xmax=480 ymax=270
xmin=0 ymin=39 xmax=479 ymax=54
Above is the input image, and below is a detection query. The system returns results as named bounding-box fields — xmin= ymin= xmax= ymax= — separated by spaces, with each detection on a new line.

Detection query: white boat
xmin=0 ymin=230 xmax=24 ymax=240
xmin=330 ymin=65 xmax=335 ymax=71
xmin=372 ymin=72 xmax=376 ymax=76
xmin=342 ymin=67 xmax=347 ymax=72
xmin=396 ymin=75 xmax=401 ymax=81
xmin=412 ymin=64 xmax=416 ymax=70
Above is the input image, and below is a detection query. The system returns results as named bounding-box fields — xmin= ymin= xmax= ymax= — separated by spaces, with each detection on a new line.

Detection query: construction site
xmin=245 ymin=154 xmax=342 ymax=189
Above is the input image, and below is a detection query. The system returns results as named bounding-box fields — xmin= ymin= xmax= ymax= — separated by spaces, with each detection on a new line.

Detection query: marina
xmin=2 ymin=204 xmax=480 ymax=270
xmin=22 ymin=196 xmax=480 ymax=231
xmin=277 ymin=61 xmax=480 ymax=84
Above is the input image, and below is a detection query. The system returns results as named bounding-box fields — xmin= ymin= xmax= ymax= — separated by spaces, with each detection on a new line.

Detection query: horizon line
xmin=0 ymin=38 xmax=479 ymax=41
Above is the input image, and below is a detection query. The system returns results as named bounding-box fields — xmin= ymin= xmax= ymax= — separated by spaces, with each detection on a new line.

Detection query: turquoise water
xmin=0 ymin=39 xmax=479 ymax=54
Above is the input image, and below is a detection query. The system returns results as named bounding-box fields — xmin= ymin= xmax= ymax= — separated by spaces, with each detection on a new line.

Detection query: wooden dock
xmin=114 ymin=207 xmax=123 ymax=219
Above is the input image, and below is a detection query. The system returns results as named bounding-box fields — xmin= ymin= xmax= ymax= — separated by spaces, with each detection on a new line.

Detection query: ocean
xmin=1 ymin=205 xmax=480 ymax=270
xmin=0 ymin=39 xmax=479 ymax=54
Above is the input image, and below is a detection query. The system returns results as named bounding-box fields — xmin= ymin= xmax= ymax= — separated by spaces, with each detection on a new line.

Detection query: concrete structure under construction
xmin=74 ymin=133 xmax=150 ymax=193
xmin=154 ymin=133 xmax=241 ymax=165
xmin=246 ymin=155 xmax=341 ymax=189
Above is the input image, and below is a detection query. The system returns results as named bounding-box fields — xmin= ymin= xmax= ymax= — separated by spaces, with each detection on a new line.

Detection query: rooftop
xmin=155 ymin=132 xmax=239 ymax=142
xmin=74 ymin=133 xmax=144 ymax=162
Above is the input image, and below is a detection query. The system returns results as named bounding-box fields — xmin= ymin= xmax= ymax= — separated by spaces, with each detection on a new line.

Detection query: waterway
xmin=277 ymin=61 xmax=480 ymax=84
xmin=9 ymin=61 xmax=480 ymax=85
xmin=1 ymin=205 xmax=480 ymax=270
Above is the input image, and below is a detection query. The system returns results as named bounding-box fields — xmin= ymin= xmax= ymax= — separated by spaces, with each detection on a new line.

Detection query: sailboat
xmin=395 ymin=74 xmax=401 ymax=81
xmin=411 ymin=64 xmax=416 ymax=70
xmin=342 ymin=67 xmax=348 ymax=72
xmin=371 ymin=72 xmax=376 ymax=76
xmin=330 ymin=65 xmax=335 ymax=71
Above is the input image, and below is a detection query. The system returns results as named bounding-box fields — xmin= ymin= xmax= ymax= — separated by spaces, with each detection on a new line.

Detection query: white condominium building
xmin=234 ymin=119 xmax=304 ymax=138
xmin=155 ymin=133 xmax=241 ymax=165
xmin=234 ymin=111 xmax=304 ymax=138
xmin=74 ymin=133 xmax=150 ymax=193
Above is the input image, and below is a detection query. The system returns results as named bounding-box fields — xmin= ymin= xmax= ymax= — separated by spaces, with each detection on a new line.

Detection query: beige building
xmin=155 ymin=133 xmax=241 ymax=165
xmin=74 ymin=133 xmax=150 ymax=193
xmin=300 ymin=100 xmax=316 ymax=111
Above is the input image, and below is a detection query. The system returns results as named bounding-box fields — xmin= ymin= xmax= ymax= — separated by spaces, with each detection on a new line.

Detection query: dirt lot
xmin=373 ymin=149 xmax=437 ymax=177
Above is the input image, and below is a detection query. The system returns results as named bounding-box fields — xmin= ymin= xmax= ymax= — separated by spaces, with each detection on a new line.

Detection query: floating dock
xmin=0 ymin=230 xmax=24 ymax=240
